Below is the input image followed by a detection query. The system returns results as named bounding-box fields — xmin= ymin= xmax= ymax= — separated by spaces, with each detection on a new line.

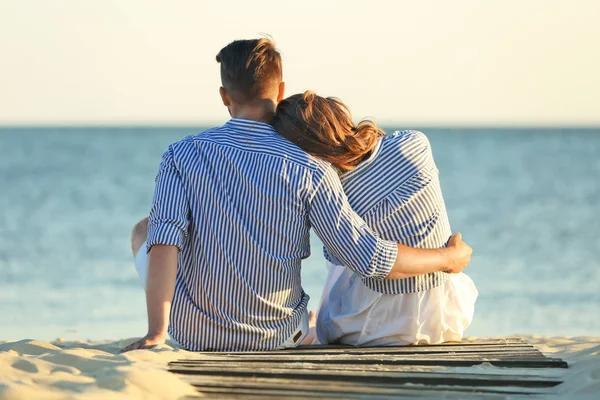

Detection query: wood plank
xmin=179 ymin=345 xmax=541 ymax=357
xmin=171 ymin=350 xmax=546 ymax=364
xmin=291 ymin=338 xmax=528 ymax=349
xmin=173 ymin=359 xmax=566 ymax=368
xmin=174 ymin=338 xmax=542 ymax=359
xmin=184 ymin=384 xmax=543 ymax=398
xmin=171 ymin=360 xmax=540 ymax=374
xmin=210 ymin=340 xmax=532 ymax=354
xmin=171 ymin=366 xmax=562 ymax=388
xmin=179 ymin=374 xmax=558 ymax=397
xmin=186 ymin=350 xmax=546 ymax=361
xmin=173 ymin=353 xmax=551 ymax=363
xmin=171 ymin=354 xmax=568 ymax=369
xmin=169 ymin=360 xmax=564 ymax=375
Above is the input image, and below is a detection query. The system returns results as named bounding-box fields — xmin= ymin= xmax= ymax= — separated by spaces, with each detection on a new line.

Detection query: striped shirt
xmin=324 ymin=130 xmax=452 ymax=294
xmin=146 ymin=118 xmax=398 ymax=351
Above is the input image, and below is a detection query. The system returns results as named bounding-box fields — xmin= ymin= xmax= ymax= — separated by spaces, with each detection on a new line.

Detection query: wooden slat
xmin=172 ymin=360 xmax=527 ymax=374
xmin=282 ymin=338 xmax=528 ymax=349
xmin=178 ymin=345 xmax=540 ymax=357
xmin=172 ymin=360 xmax=563 ymax=369
xmin=173 ymin=339 xmax=535 ymax=362
xmin=169 ymin=361 xmax=563 ymax=376
xmin=171 ymin=350 xmax=547 ymax=363
xmin=172 ymin=366 xmax=562 ymax=388
xmin=173 ymin=354 xmax=553 ymax=363
xmin=179 ymin=374 xmax=558 ymax=397
xmin=172 ymin=351 xmax=546 ymax=364
xmin=211 ymin=338 xmax=530 ymax=355
xmin=183 ymin=384 xmax=545 ymax=399
xmin=172 ymin=353 xmax=568 ymax=369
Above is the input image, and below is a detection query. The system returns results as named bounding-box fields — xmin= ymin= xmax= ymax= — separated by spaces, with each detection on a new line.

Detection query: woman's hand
xmin=119 ymin=333 xmax=166 ymax=353
xmin=444 ymin=233 xmax=472 ymax=273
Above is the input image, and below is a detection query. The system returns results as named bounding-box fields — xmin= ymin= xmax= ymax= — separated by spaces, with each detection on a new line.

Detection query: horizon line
xmin=1 ymin=121 xmax=600 ymax=129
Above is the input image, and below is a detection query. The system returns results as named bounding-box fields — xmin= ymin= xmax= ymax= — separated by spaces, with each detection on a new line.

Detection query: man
xmin=121 ymin=38 xmax=472 ymax=352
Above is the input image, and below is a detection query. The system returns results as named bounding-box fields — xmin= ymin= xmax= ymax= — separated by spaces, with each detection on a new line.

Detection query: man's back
xmin=147 ymin=119 xmax=396 ymax=351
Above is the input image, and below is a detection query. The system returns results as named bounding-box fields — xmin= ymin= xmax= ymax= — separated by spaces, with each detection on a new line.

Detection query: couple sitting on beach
xmin=122 ymin=38 xmax=477 ymax=353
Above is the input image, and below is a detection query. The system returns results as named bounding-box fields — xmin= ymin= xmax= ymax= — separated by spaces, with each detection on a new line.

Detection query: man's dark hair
xmin=216 ymin=38 xmax=282 ymax=103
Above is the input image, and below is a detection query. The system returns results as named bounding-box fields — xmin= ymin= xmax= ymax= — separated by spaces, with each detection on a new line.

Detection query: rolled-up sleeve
xmin=146 ymin=146 xmax=190 ymax=252
xmin=307 ymin=165 xmax=397 ymax=279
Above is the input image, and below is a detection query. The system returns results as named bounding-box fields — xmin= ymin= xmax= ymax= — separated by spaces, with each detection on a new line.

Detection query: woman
xmin=272 ymin=91 xmax=478 ymax=346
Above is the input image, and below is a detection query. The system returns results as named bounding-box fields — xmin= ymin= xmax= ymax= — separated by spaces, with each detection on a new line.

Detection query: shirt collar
xmin=225 ymin=118 xmax=277 ymax=136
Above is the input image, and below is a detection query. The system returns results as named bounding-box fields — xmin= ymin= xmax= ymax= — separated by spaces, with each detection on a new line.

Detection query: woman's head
xmin=272 ymin=91 xmax=384 ymax=172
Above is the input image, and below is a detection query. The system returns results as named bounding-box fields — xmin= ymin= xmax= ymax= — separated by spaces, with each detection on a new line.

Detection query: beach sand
xmin=0 ymin=335 xmax=598 ymax=399
xmin=523 ymin=335 xmax=600 ymax=398
xmin=0 ymin=339 xmax=197 ymax=400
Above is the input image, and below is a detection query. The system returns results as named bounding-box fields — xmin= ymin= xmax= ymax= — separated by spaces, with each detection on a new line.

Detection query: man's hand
xmin=444 ymin=233 xmax=472 ymax=273
xmin=120 ymin=333 xmax=166 ymax=353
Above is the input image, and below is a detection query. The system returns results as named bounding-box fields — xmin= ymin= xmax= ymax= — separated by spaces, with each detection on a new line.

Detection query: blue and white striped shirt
xmin=146 ymin=119 xmax=398 ymax=351
xmin=324 ymin=130 xmax=452 ymax=294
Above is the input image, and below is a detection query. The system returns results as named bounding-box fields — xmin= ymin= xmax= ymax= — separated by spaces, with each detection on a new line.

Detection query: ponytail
xmin=273 ymin=91 xmax=383 ymax=172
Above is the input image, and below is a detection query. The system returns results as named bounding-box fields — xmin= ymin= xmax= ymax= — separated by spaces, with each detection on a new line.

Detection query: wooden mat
xmin=169 ymin=337 xmax=567 ymax=399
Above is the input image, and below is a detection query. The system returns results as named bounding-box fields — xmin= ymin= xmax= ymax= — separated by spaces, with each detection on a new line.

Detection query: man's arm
xmin=308 ymin=166 xmax=471 ymax=280
xmin=120 ymin=245 xmax=178 ymax=352
xmin=386 ymin=233 xmax=470 ymax=279
xmin=121 ymin=146 xmax=189 ymax=353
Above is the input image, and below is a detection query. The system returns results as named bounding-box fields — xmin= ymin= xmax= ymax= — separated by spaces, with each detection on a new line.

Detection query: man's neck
xmin=230 ymin=99 xmax=277 ymax=124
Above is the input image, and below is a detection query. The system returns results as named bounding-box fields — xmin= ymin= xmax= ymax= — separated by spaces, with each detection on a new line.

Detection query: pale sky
xmin=1 ymin=0 xmax=599 ymax=125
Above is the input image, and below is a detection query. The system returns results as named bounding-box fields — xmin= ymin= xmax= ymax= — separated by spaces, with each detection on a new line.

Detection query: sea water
xmin=1 ymin=126 xmax=599 ymax=341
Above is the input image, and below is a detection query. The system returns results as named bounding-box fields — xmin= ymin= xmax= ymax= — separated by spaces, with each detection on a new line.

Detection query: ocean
xmin=1 ymin=126 xmax=599 ymax=341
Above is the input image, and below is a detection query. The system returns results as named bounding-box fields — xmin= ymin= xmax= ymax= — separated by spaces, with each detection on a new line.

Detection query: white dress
xmin=315 ymin=130 xmax=478 ymax=346
xmin=316 ymin=262 xmax=478 ymax=346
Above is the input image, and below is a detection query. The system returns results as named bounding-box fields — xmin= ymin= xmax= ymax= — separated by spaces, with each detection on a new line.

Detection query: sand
xmin=0 ymin=335 xmax=598 ymax=399
xmin=523 ymin=335 xmax=600 ymax=398
xmin=0 ymin=339 xmax=198 ymax=400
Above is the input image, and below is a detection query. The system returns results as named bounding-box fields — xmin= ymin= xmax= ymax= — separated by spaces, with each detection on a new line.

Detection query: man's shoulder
xmin=166 ymin=123 xmax=333 ymax=174
xmin=166 ymin=123 xmax=250 ymax=155
xmin=171 ymin=124 xmax=227 ymax=146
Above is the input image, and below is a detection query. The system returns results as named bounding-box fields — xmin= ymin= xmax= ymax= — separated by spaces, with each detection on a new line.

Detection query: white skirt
xmin=316 ymin=262 xmax=478 ymax=346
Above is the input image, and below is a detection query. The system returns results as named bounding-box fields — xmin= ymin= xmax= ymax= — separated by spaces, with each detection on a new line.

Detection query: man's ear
xmin=219 ymin=86 xmax=231 ymax=107
xmin=276 ymin=81 xmax=285 ymax=102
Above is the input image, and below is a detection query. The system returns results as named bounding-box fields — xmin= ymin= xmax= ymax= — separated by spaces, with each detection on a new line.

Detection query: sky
xmin=0 ymin=0 xmax=599 ymax=126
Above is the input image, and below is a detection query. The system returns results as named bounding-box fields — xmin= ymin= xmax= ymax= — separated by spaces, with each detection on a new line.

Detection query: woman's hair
xmin=272 ymin=91 xmax=384 ymax=172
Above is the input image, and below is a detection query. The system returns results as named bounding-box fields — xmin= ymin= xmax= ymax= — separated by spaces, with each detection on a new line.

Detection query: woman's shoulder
xmin=386 ymin=129 xmax=431 ymax=149
xmin=380 ymin=130 xmax=433 ymax=165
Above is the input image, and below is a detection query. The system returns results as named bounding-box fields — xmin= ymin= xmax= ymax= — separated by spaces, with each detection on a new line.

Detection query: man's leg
xmin=131 ymin=217 xmax=148 ymax=256
xmin=131 ymin=217 xmax=149 ymax=287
